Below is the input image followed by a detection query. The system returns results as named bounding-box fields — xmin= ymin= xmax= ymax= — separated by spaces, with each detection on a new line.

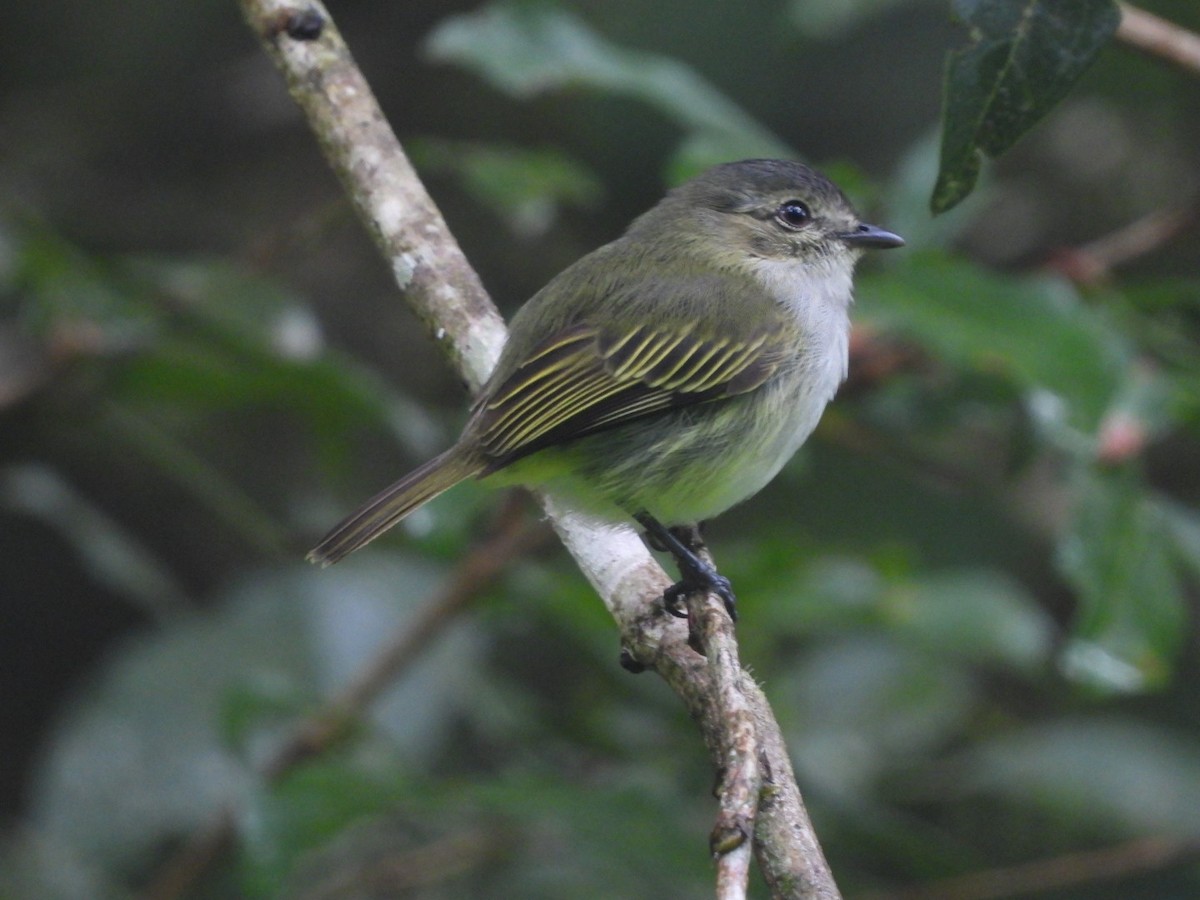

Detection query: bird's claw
xmin=635 ymin=513 xmax=737 ymax=622
xmin=662 ymin=572 xmax=737 ymax=621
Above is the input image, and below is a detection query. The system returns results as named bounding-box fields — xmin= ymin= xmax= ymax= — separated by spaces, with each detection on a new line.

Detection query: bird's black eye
xmin=775 ymin=200 xmax=811 ymax=229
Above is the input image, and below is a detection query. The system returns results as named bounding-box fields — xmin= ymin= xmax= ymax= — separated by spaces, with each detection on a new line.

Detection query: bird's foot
xmin=636 ymin=513 xmax=738 ymax=621
xmin=663 ymin=568 xmax=737 ymax=621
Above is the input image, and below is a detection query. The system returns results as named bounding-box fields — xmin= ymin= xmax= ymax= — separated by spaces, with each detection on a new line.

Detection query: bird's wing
xmin=471 ymin=320 xmax=793 ymax=466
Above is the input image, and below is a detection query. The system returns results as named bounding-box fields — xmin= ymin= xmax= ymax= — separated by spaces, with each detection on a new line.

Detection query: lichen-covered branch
xmin=237 ymin=2 xmax=840 ymax=897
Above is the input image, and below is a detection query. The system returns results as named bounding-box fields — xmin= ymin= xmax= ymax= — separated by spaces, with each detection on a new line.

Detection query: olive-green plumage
xmin=309 ymin=159 xmax=902 ymax=567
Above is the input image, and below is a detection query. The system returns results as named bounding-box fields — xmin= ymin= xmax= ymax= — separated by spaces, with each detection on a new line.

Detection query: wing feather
xmin=472 ymin=321 xmax=793 ymax=465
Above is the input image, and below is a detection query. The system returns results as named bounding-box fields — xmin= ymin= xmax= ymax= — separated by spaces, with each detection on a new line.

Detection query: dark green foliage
xmin=933 ymin=0 xmax=1121 ymax=212
xmin=3 ymin=1 xmax=1200 ymax=898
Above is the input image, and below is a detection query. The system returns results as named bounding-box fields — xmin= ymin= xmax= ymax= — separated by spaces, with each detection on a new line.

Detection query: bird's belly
xmin=513 ymin=375 xmax=833 ymax=526
xmin=686 ymin=398 xmax=825 ymax=518
xmin=646 ymin=382 xmax=829 ymax=523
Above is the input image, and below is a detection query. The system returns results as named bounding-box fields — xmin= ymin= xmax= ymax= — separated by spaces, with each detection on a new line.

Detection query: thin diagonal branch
xmin=858 ymin=834 xmax=1200 ymax=900
xmin=262 ymin=495 xmax=545 ymax=780
xmin=139 ymin=494 xmax=545 ymax=900
xmin=237 ymin=3 xmax=841 ymax=897
xmin=1117 ymin=3 xmax=1200 ymax=77
xmin=1045 ymin=204 xmax=1195 ymax=286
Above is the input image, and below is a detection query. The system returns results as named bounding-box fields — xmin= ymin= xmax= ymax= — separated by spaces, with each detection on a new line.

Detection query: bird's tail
xmin=307 ymin=447 xmax=485 ymax=566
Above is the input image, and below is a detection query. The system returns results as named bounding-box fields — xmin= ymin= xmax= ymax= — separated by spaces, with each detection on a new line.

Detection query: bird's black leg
xmin=635 ymin=512 xmax=737 ymax=621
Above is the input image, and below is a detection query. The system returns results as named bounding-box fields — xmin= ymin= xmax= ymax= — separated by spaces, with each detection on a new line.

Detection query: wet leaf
xmin=933 ymin=0 xmax=1120 ymax=212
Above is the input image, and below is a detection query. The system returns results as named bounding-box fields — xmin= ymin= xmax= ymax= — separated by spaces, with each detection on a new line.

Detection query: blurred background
xmin=2 ymin=0 xmax=1199 ymax=897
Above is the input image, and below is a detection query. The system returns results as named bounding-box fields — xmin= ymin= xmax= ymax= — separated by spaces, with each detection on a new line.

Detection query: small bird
xmin=308 ymin=159 xmax=903 ymax=618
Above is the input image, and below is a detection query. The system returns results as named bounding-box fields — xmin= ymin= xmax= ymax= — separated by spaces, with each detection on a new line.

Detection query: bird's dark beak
xmin=839 ymin=223 xmax=905 ymax=250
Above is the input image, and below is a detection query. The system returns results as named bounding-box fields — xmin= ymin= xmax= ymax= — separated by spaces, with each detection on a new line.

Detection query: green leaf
xmin=858 ymin=252 xmax=1130 ymax=429
xmin=469 ymin=774 xmax=706 ymax=896
xmin=121 ymin=257 xmax=441 ymax=452
xmin=961 ymin=718 xmax=1200 ymax=836
xmin=244 ymin=768 xmax=709 ymax=899
xmin=0 ymin=830 xmax=115 ymax=900
xmin=884 ymin=127 xmax=995 ymax=252
xmin=13 ymin=224 xmax=160 ymax=343
xmin=14 ymin=227 xmax=444 ymax=474
xmin=779 ymin=636 xmax=977 ymax=797
xmin=932 ymin=0 xmax=1120 ymax=213
xmin=1058 ymin=468 xmax=1187 ymax=691
xmin=240 ymin=762 xmax=416 ymax=898
xmin=26 ymin=559 xmax=474 ymax=876
xmin=787 ymin=0 xmax=910 ymax=40
xmin=1161 ymin=498 xmax=1200 ymax=584
xmin=424 ymin=2 xmax=794 ymax=168
xmin=884 ymin=569 xmax=1054 ymax=673
xmin=408 ymin=140 xmax=602 ymax=238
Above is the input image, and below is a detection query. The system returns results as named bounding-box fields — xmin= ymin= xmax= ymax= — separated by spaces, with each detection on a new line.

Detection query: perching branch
xmin=236 ymin=2 xmax=841 ymax=898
